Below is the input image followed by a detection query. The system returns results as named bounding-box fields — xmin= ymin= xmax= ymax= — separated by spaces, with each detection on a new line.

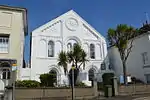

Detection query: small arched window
xmin=90 ymin=44 xmax=95 ymax=59
xmin=48 ymin=41 xmax=54 ymax=57
xmin=73 ymin=43 xmax=77 ymax=48
xmin=67 ymin=43 xmax=72 ymax=51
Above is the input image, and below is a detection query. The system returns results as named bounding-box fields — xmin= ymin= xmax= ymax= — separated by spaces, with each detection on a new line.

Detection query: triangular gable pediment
xmin=32 ymin=10 xmax=105 ymax=41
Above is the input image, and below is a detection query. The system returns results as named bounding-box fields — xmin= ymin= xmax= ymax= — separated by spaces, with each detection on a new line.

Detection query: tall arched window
xmin=90 ymin=44 xmax=95 ymax=59
xmin=48 ymin=41 xmax=54 ymax=57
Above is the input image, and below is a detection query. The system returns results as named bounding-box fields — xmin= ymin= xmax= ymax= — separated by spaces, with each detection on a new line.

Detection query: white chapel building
xmin=25 ymin=10 xmax=111 ymax=86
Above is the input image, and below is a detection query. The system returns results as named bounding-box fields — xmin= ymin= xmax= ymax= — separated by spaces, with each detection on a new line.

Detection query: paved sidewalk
xmin=133 ymin=96 xmax=150 ymax=100
xmin=91 ymin=93 xmax=150 ymax=100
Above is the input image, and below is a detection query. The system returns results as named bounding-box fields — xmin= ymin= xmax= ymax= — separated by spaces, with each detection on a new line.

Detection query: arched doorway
xmin=0 ymin=62 xmax=11 ymax=80
xmin=49 ymin=70 xmax=57 ymax=87
xmin=88 ymin=68 xmax=95 ymax=86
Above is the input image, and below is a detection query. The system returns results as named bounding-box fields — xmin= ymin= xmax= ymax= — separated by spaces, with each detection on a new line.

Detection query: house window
xmin=145 ymin=74 xmax=150 ymax=84
xmin=101 ymin=63 xmax=106 ymax=70
xmin=48 ymin=41 xmax=54 ymax=57
xmin=90 ymin=44 xmax=95 ymax=59
xmin=142 ymin=52 xmax=148 ymax=65
xmin=0 ymin=35 xmax=9 ymax=53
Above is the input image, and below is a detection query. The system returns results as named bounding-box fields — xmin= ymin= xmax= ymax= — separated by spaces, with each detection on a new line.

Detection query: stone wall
xmin=119 ymin=84 xmax=150 ymax=95
xmin=15 ymin=87 xmax=96 ymax=100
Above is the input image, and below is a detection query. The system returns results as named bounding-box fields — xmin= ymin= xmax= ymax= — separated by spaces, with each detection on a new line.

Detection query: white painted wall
xmin=22 ymin=10 xmax=110 ymax=86
xmin=108 ymin=32 xmax=150 ymax=83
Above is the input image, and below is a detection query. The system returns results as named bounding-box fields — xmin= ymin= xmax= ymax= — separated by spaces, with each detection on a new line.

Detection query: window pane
xmin=0 ymin=36 xmax=9 ymax=53
xmin=7 ymin=71 xmax=10 ymax=79
xmin=142 ymin=52 xmax=149 ymax=65
xmin=6 ymin=38 xmax=8 ymax=43
xmin=90 ymin=44 xmax=95 ymax=59
xmin=48 ymin=41 xmax=54 ymax=57
xmin=101 ymin=63 xmax=106 ymax=70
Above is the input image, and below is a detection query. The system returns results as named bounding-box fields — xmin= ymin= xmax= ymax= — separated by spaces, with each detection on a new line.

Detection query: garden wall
xmin=15 ymin=87 xmax=97 ymax=100
xmin=119 ymin=84 xmax=150 ymax=95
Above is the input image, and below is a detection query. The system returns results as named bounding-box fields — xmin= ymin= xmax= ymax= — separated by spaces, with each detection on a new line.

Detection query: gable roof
xmin=32 ymin=10 xmax=105 ymax=40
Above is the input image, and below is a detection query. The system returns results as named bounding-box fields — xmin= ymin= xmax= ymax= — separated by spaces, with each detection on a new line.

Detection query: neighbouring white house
xmin=22 ymin=10 xmax=112 ymax=86
xmin=108 ymin=24 xmax=150 ymax=84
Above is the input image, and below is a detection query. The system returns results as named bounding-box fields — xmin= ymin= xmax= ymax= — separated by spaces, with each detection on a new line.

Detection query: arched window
xmin=73 ymin=43 xmax=77 ymax=48
xmin=39 ymin=39 xmax=46 ymax=57
xmin=90 ymin=44 xmax=95 ymax=59
xmin=101 ymin=63 xmax=106 ymax=70
xmin=67 ymin=43 xmax=72 ymax=51
xmin=48 ymin=41 xmax=54 ymax=57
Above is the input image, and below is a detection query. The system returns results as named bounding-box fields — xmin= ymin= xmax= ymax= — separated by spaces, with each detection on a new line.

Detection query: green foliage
xmin=102 ymin=73 xmax=114 ymax=85
xmin=58 ymin=44 xmax=88 ymax=74
xmin=39 ymin=73 xmax=56 ymax=87
xmin=107 ymin=24 xmax=138 ymax=48
xmin=58 ymin=51 xmax=68 ymax=75
xmin=15 ymin=80 xmax=40 ymax=88
xmin=58 ymin=44 xmax=88 ymax=85
xmin=107 ymin=24 xmax=138 ymax=84
xmin=75 ymin=82 xmax=87 ymax=87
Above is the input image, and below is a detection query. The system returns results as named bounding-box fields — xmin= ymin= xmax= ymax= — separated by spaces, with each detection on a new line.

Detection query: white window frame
xmin=0 ymin=35 xmax=9 ymax=53
xmin=142 ymin=52 xmax=149 ymax=65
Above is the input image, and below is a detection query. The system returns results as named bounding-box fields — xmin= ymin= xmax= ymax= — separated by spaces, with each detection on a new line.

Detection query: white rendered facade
xmin=23 ymin=10 xmax=111 ymax=86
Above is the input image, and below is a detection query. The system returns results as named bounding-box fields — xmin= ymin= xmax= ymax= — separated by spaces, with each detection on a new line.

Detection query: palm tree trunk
xmin=123 ymin=61 xmax=127 ymax=85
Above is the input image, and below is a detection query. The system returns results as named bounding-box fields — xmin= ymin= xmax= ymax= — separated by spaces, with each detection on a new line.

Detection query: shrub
xmin=39 ymin=73 xmax=56 ymax=87
xmin=75 ymin=82 xmax=87 ymax=87
xmin=15 ymin=80 xmax=40 ymax=88
xmin=131 ymin=77 xmax=144 ymax=84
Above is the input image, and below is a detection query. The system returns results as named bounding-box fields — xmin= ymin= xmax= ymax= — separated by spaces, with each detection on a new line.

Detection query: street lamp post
xmin=12 ymin=63 xmax=17 ymax=100
xmin=71 ymin=64 xmax=75 ymax=100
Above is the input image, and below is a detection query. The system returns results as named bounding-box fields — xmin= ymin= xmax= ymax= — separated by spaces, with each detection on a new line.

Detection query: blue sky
xmin=0 ymin=0 xmax=150 ymax=61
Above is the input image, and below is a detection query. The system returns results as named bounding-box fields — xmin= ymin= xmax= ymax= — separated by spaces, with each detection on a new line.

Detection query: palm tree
xmin=57 ymin=43 xmax=88 ymax=85
xmin=58 ymin=51 xmax=68 ymax=75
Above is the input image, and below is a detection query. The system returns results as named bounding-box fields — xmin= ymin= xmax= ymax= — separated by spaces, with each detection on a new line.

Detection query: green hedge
xmin=75 ymin=82 xmax=87 ymax=87
xmin=15 ymin=80 xmax=40 ymax=88
xmin=39 ymin=73 xmax=56 ymax=87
